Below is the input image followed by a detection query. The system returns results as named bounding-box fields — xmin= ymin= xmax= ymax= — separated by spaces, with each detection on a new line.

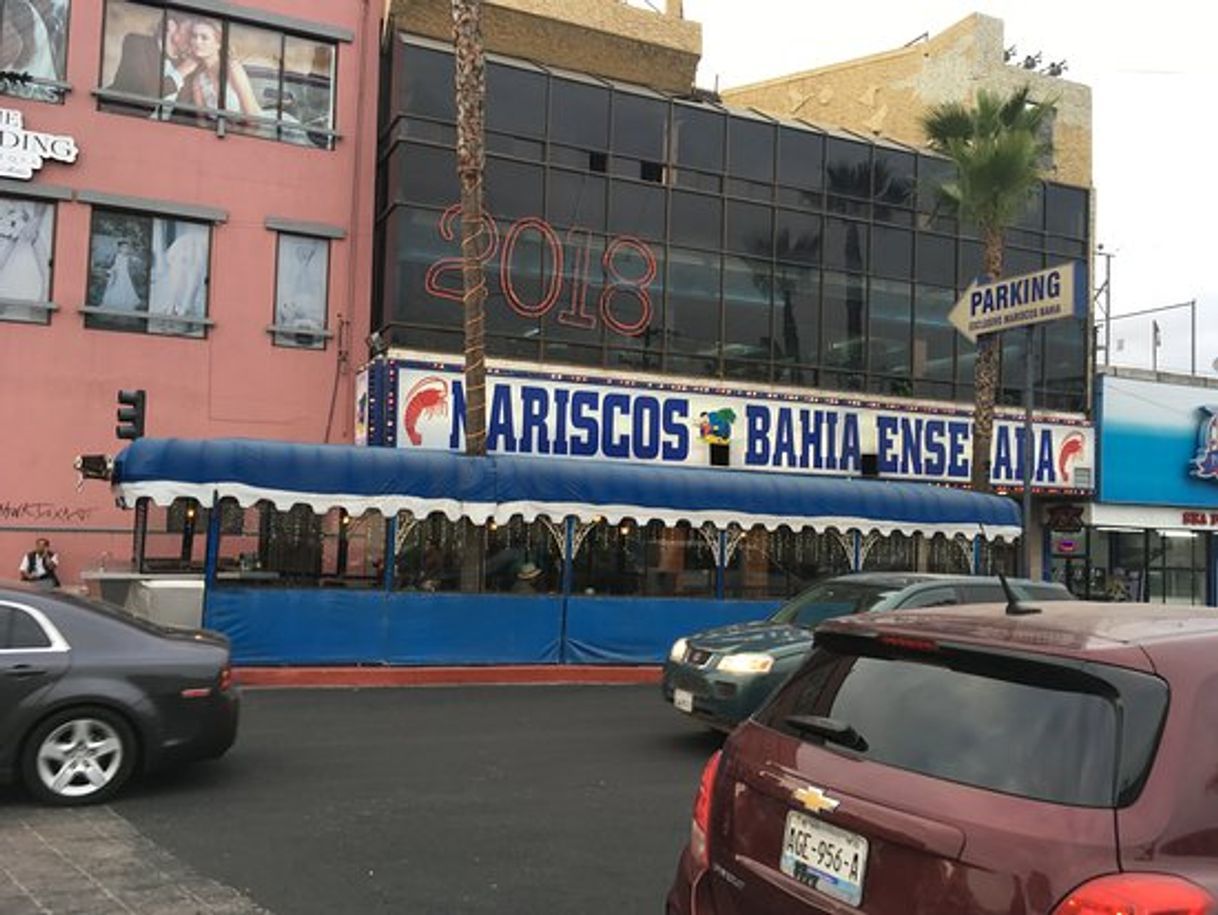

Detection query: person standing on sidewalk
xmin=19 ymin=537 xmax=59 ymax=590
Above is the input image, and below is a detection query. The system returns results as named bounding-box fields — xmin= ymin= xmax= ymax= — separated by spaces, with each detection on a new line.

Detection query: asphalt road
xmin=106 ymin=684 xmax=722 ymax=914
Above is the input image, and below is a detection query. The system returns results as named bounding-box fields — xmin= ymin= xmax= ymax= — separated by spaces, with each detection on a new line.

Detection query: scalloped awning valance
xmin=112 ymin=438 xmax=1022 ymax=539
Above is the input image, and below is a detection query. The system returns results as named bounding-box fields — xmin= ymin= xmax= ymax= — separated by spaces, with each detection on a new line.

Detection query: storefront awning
xmin=112 ymin=438 xmax=1021 ymax=539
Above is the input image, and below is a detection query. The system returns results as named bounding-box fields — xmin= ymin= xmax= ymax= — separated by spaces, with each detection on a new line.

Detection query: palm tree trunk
xmin=453 ymin=0 xmax=488 ymax=594
xmin=970 ymin=230 xmax=1004 ymax=492
xmin=453 ymin=0 xmax=487 ymax=458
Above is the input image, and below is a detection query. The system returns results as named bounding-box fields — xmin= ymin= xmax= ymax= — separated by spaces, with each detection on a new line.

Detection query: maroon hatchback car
xmin=667 ymin=600 xmax=1218 ymax=914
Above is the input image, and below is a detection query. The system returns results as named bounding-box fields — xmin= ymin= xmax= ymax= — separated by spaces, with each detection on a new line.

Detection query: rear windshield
xmin=756 ymin=635 xmax=1168 ymax=807
xmin=770 ymin=581 xmax=902 ymax=627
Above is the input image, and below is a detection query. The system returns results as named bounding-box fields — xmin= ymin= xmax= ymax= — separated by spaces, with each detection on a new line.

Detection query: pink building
xmin=0 ymin=0 xmax=381 ymax=587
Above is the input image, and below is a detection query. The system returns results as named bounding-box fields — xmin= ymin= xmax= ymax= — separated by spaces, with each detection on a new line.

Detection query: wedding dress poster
xmin=0 ymin=194 xmax=53 ymax=322
xmin=274 ymin=234 xmax=328 ymax=348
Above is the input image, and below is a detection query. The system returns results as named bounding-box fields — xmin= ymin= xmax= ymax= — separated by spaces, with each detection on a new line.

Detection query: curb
xmin=233 ymin=665 xmax=663 ymax=688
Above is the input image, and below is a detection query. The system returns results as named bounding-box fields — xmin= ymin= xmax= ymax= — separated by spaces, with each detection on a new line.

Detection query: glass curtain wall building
xmin=374 ymin=37 xmax=1090 ymax=413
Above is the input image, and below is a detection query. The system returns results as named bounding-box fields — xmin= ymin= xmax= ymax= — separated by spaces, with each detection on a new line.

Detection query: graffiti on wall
xmin=0 ymin=501 xmax=99 ymax=524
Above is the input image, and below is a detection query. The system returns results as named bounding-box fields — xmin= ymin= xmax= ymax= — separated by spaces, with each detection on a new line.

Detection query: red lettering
xmin=424 ymin=204 xmax=500 ymax=303
xmin=599 ymin=236 xmax=655 ymax=337
xmin=501 ymin=217 xmax=563 ymax=318
xmin=556 ymin=228 xmax=597 ymax=329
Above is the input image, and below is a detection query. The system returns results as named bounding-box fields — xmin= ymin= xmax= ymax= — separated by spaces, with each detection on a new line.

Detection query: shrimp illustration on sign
xmin=402 ymin=376 xmax=449 ymax=446
xmin=1056 ymin=431 xmax=1085 ymax=483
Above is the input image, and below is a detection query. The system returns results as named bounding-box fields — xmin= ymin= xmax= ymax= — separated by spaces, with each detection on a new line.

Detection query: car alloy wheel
xmin=22 ymin=708 xmax=136 ymax=805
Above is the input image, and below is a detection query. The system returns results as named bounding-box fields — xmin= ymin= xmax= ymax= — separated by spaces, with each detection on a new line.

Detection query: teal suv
xmin=661 ymin=573 xmax=1070 ymax=731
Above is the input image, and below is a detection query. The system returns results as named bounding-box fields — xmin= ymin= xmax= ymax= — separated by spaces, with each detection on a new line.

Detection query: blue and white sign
xmin=388 ymin=355 xmax=1094 ymax=492
xmin=949 ymin=262 xmax=1087 ymax=342
xmin=1100 ymin=375 xmax=1218 ymax=506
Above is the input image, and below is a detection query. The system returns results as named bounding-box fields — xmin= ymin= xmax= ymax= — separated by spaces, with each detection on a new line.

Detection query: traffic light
xmin=116 ymin=389 xmax=146 ymax=440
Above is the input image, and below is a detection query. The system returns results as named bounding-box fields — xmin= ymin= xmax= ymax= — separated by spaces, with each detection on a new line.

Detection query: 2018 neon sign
xmin=424 ymin=204 xmax=658 ymax=338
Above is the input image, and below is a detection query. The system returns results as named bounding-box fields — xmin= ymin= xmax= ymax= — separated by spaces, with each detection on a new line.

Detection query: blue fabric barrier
xmin=563 ymin=597 xmax=781 ymax=664
xmin=382 ymin=593 xmax=563 ymax=665
xmin=206 ymin=588 xmax=387 ymax=665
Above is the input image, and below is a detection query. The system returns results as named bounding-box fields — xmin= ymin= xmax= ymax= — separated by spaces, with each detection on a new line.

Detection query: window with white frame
xmin=0 ymin=0 xmax=70 ymax=102
xmin=84 ymin=207 xmax=210 ymax=338
xmin=0 ymin=192 xmax=54 ymax=323
xmin=272 ymin=232 xmax=329 ymax=348
xmin=98 ymin=0 xmax=337 ymax=149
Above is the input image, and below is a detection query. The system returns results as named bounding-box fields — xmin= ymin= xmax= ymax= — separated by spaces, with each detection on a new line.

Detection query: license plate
xmin=673 ymin=688 xmax=694 ymax=713
xmin=779 ymin=809 xmax=868 ymax=907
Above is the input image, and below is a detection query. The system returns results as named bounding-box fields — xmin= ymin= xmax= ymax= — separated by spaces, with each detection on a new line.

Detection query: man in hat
xmin=511 ymin=561 xmax=543 ymax=594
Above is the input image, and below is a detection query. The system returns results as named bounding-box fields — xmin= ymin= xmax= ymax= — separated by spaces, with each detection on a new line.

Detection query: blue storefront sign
xmin=1099 ymin=375 xmax=1218 ymax=507
xmin=360 ymin=352 xmax=1095 ymax=493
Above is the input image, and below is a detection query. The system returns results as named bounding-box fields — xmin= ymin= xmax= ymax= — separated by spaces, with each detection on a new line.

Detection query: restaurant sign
xmin=379 ymin=357 xmax=1094 ymax=492
xmin=0 ymin=108 xmax=78 ymax=180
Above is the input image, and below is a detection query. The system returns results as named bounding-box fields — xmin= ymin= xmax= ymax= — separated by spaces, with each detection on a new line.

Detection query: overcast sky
xmin=675 ymin=1 xmax=1218 ymax=375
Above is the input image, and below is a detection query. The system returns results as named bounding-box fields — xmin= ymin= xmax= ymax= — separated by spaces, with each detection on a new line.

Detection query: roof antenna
xmin=998 ymin=571 xmax=1041 ymax=616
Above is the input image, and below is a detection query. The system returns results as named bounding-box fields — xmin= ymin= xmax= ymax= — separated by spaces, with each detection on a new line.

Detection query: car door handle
xmin=3 ymin=664 xmax=47 ymax=679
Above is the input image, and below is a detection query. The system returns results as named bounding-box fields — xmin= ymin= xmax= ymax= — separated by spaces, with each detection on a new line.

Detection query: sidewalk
xmin=233 ymin=664 xmax=663 ymax=688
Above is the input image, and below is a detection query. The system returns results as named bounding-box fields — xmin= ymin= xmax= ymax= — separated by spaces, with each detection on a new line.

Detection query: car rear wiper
xmin=784 ymin=715 xmax=869 ymax=752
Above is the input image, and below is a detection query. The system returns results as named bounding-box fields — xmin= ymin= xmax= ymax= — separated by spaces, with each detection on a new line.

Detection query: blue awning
xmin=112 ymin=438 xmax=1021 ymax=538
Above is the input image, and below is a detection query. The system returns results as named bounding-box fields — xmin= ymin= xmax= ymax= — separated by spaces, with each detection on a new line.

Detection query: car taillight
xmin=218 ymin=664 xmax=233 ymax=692
xmin=878 ymin=635 xmax=939 ymax=653
xmin=690 ymin=750 xmax=722 ymax=871
xmin=1052 ymin=874 xmax=1215 ymax=914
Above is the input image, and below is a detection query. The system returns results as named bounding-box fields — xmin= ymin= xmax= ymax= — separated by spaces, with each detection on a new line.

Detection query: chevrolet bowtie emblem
xmin=793 ymin=785 xmax=840 ymax=815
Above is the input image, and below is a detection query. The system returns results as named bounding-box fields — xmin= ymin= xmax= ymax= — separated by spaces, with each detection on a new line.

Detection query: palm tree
xmin=921 ymin=86 xmax=1054 ymax=493
xmin=452 ymin=0 xmax=488 ymax=457
xmin=452 ymin=0 xmax=489 ymax=593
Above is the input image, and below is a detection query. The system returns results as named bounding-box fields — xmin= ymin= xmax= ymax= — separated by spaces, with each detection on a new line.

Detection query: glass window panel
xmin=821 ymin=270 xmax=866 ymax=378
xmin=725 ymin=177 xmax=772 ymax=202
xmin=826 ymin=138 xmax=871 ymax=199
xmin=0 ymin=194 xmax=54 ymax=323
xmin=665 ymin=247 xmax=720 ymax=364
xmin=913 ymin=284 xmax=956 ymax=384
xmin=571 ymin=520 xmax=717 ymax=597
xmin=773 ymin=263 xmax=818 ymax=375
xmin=608 ymin=179 xmax=665 ymax=241
xmin=101 ymin=1 xmax=167 ymax=100
xmin=1015 ymin=183 xmax=1045 ymax=230
xmin=778 ymin=127 xmax=823 ymax=190
xmin=1 ymin=0 xmax=70 ymax=99
xmin=274 ymin=234 xmax=328 ymax=348
xmin=399 ymin=44 xmax=454 ymax=120
xmin=486 ymin=157 xmax=543 ymax=219
xmin=727 ymin=117 xmax=774 ymax=183
xmin=868 ymin=278 xmax=911 ymax=378
xmin=282 ymin=35 xmax=335 ymax=148
xmin=824 ymin=217 xmax=867 ymax=271
xmin=487 ymin=61 xmax=545 ymax=137
xmin=550 ymin=78 xmax=609 ymax=149
xmin=674 ymin=169 xmax=720 ymax=193
xmin=1048 ymin=236 xmax=1086 ymax=259
xmin=387 ymin=206 xmax=462 ymax=328
xmin=547 ymin=169 xmax=605 ymax=231
xmin=670 ymin=190 xmax=722 ymax=249
xmin=394 ymin=142 xmax=459 ymax=207
xmin=917 ymin=155 xmax=954 ymax=214
xmin=1046 ymin=183 xmax=1088 ymax=238
xmin=145 ymin=217 xmax=209 ymax=337
xmin=223 ymin=22 xmax=282 ymax=139
xmin=613 ymin=91 xmax=667 ymax=161
xmin=958 ymin=238 xmax=984 ymax=287
xmin=775 ymin=210 xmax=821 ymax=265
xmin=725 ymin=200 xmax=772 ymax=256
xmin=672 ymin=102 xmax=723 ymax=172
xmin=723 ymin=255 xmax=772 ymax=364
xmin=1043 ymin=316 xmax=1086 ymax=390
xmin=86 ymin=209 xmax=152 ymax=332
xmin=874 ymin=148 xmax=915 ymax=207
xmin=872 ymin=225 xmax=912 ymax=279
xmin=1004 ymin=246 xmax=1043 ymax=279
